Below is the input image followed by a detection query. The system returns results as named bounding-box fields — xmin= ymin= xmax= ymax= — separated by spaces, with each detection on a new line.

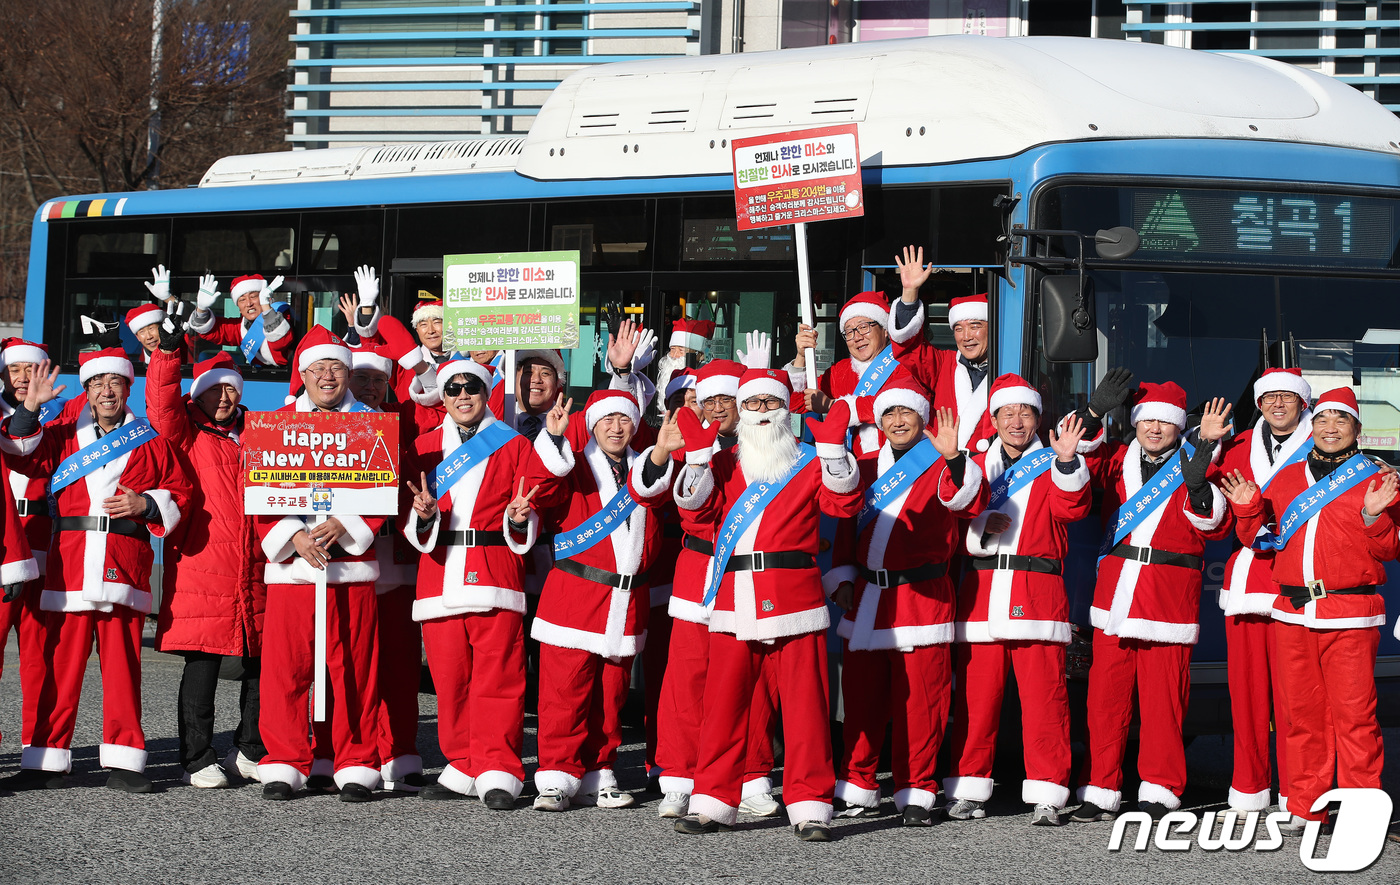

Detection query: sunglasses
xmin=443 ymin=378 xmax=486 ymax=398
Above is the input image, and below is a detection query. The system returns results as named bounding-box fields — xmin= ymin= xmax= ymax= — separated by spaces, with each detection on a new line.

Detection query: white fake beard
xmin=736 ymin=407 xmax=801 ymax=483
xmin=656 ymin=353 xmax=686 ymax=399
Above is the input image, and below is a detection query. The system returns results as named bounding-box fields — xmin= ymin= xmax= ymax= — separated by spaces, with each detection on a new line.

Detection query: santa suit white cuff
xmin=355 ymin=305 xmax=382 ymax=339
xmin=674 ymin=464 xmax=714 ymax=510
xmin=405 ymin=509 xmax=440 ymax=553
xmin=820 ymin=452 xmax=860 ymax=493
xmin=887 ymin=298 xmax=926 ymax=345
xmin=504 ymin=507 xmax=539 ymax=555
xmin=533 ymin=427 xmax=574 ymax=478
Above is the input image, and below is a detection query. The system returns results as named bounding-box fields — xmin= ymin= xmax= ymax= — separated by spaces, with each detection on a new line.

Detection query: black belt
xmin=859 ymin=562 xmax=948 ymax=588
xmin=969 ymin=554 xmax=1062 ymax=576
xmin=438 ymin=529 xmax=509 ymax=548
xmin=1279 ymin=583 xmax=1376 ymax=610
xmin=683 ymin=534 xmax=714 ymax=557
xmin=1109 ymin=542 xmax=1202 ymax=571
xmin=55 ymin=516 xmax=149 ymax=541
xmin=724 ymin=550 xmax=814 ymax=574
xmin=14 ymin=498 xmax=47 ymax=518
xmin=554 ymin=557 xmax=649 ymax=591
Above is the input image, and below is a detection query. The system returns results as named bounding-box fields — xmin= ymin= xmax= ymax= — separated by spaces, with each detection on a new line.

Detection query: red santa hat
xmin=695 ymin=359 xmax=745 ymax=404
xmin=989 ymin=373 xmax=1043 ymax=416
xmin=350 ymin=344 xmax=395 ymax=378
xmin=436 ymin=355 xmax=493 ymax=392
xmin=664 ymin=368 xmax=698 ymax=401
xmin=1 ymin=338 xmax=47 ymax=367
xmin=873 ymin=376 xmax=930 ymax=424
xmin=736 ymin=367 xmax=791 ymax=408
xmin=189 ymin=352 xmax=244 ymax=400
xmin=78 ymin=347 xmax=134 ymax=386
xmin=288 ymin=325 xmax=354 ymax=400
xmin=412 ymin=295 xmax=444 ymax=327
xmin=516 ymin=348 xmax=566 ymax=378
xmin=948 ymin=293 xmax=989 ymax=329
xmin=1130 ymin=381 xmax=1188 ymax=429
xmin=1253 ymin=367 xmax=1311 ymax=405
xmin=584 ymin=389 xmax=641 ymax=431
xmin=230 ymin=275 xmax=266 ymax=299
xmin=1312 ymin=386 xmax=1360 ymax=423
xmin=839 ymin=291 xmax=890 ymax=331
xmin=669 ymin=318 xmax=716 ymax=353
xmin=125 ymin=303 xmax=165 ymax=335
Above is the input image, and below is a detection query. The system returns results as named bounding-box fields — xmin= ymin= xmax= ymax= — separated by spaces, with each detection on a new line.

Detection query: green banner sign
xmin=442 ymin=250 xmax=581 ymax=351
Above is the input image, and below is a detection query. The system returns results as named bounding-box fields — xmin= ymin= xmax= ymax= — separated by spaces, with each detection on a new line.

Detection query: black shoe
xmin=902 ymin=805 xmax=934 ymax=827
xmin=339 ymin=783 xmax=374 ymax=803
xmin=794 ymin=821 xmax=834 ymax=842
xmin=1 ymin=768 xmax=67 ymax=791
xmin=483 ymin=788 xmax=516 ymax=810
xmin=1070 ymin=801 xmax=1116 ymax=823
xmin=306 ymin=774 xmax=337 ymax=794
xmin=1138 ymin=801 xmax=1169 ymax=820
xmin=674 ymin=814 xmax=731 ymax=835
xmin=419 ymin=782 xmax=466 ymax=801
xmin=1388 ymin=822 xmax=1400 ymax=844
xmin=262 ymin=782 xmax=294 ymax=801
xmin=105 ymin=769 xmax=153 ymax=793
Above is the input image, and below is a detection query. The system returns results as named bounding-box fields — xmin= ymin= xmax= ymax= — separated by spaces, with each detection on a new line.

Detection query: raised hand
xmin=338 ymin=293 xmax=358 ymax=328
xmin=354 ymin=265 xmax=379 ymax=307
xmin=102 ymin=483 xmax=146 ymax=519
xmin=261 ymin=275 xmax=285 ymax=310
xmin=545 ymin=393 xmax=573 ymax=436
xmin=1088 ymin=367 xmax=1136 ymax=418
xmin=606 ymin=318 xmax=639 ymax=371
xmin=676 ymin=406 xmax=719 ymax=465
xmin=792 ymin=323 xmax=818 ymax=369
xmin=405 ymin=470 xmax=438 ymax=521
xmin=653 ymin=408 xmax=686 ymax=462
xmin=896 ymin=245 xmax=933 ymax=295
xmin=158 ymin=309 xmax=187 ymax=353
xmin=195 ymin=274 xmax=221 ymax=312
xmin=1180 ymin=440 xmax=1214 ymax=490
xmin=1197 ymin=397 xmax=1234 ymax=443
xmin=1363 ymin=470 xmax=1399 ymax=517
xmin=506 ymin=477 xmax=539 ymax=523
xmin=145 ymin=265 xmax=171 ymax=303
xmin=1050 ymin=413 xmax=1085 ymax=462
xmin=24 ymin=360 xmax=65 ymax=412
xmin=927 ymin=406 xmax=961 ymax=460
xmin=630 ymin=327 xmax=656 ymax=372
xmin=736 ymin=331 xmax=772 ymax=370
xmin=1220 ymin=469 xmax=1258 ymax=508
xmin=807 ymin=399 xmax=853 ymax=456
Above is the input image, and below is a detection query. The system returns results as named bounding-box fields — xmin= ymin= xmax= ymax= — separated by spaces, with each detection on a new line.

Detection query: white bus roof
xmin=202 ymin=35 xmax=1400 ymax=187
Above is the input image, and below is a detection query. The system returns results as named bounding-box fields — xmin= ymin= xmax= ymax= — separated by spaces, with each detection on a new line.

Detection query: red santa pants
xmin=258 ymin=582 xmax=380 ymax=790
xmin=422 ymin=608 xmax=526 ymax=798
xmin=691 ymin=631 xmax=833 ymax=827
xmin=535 ymin=642 xmax=632 ymax=796
xmin=375 ymin=585 xmax=422 ymax=784
xmin=838 ymin=642 xmax=950 ymax=812
xmin=1274 ymin=622 xmax=1382 ymax=822
xmin=1225 ymin=613 xmax=1290 ymax=810
xmin=2 ymin=586 xmax=48 ymax=748
xmin=654 ymin=617 xmax=777 ymax=795
xmin=25 ymin=607 xmax=145 ymax=773
xmin=946 ymin=639 xmax=1071 ymax=808
xmin=1083 ymin=631 xmax=1191 ymax=811
xmin=641 ymin=603 xmax=672 ymax=774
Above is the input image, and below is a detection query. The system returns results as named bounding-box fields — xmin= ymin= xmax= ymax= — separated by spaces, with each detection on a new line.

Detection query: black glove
xmin=1181 ymin=439 xmax=1218 ymax=516
xmin=1088 ymin=367 xmax=1136 ymax=418
xmin=158 ymin=300 xmax=188 ymax=353
xmin=2 ymin=582 xmax=22 ymax=603
xmin=603 ymin=303 xmax=623 ymax=340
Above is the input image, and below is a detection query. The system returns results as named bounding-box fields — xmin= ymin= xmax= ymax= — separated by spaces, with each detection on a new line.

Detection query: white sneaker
xmin=739 ymin=791 xmax=782 ymax=817
xmin=183 ymin=763 xmax=229 ymax=789
xmin=533 ymin=787 xmax=570 ymax=812
xmin=946 ymin=798 xmax=987 ymax=820
xmin=1031 ymin=803 xmax=1064 ymax=826
xmin=579 ymin=787 xmax=635 ymax=808
xmin=1278 ymin=814 xmax=1311 ymax=837
xmin=224 ymin=749 xmax=260 ymax=782
xmin=658 ymin=791 xmax=690 ymax=819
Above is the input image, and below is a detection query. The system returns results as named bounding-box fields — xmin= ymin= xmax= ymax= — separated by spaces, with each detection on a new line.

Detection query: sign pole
xmin=313 ymin=513 xmax=328 ymax=723
xmin=503 ymin=349 xmax=517 ymax=430
xmin=794 ymin=221 xmax=818 ymax=390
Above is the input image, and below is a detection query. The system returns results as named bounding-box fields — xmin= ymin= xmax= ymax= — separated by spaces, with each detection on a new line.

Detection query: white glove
xmin=145 ymin=265 xmax=171 ymax=303
xmin=354 ymin=265 xmax=379 ymax=308
xmin=630 ymin=327 xmax=656 ymax=372
xmin=736 ymin=330 xmax=772 ymax=370
xmin=261 ymin=275 xmax=285 ymax=309
xmin=195 ymin=274 xmax=221 ymax=311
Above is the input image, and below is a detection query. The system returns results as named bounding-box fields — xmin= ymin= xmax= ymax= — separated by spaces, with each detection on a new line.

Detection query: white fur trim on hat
xmin=665 ymin=373 xmax=696 ymax=400
xmin=412 ymin=304 xmax=444 ymax=326
xmin=669 ymin=330 xmax=708 ymax=352
xmin=1130 ymin=401 xmax=1187 ymax=429
xmin=351 ymin=351 xmax=394 ymax=378
xmin=585 ymin=393 xmax=641 ymax=431
xmin=516 ymin=349 xmax=565 ymax=378
xmin=79 ymin=356 xmax=135 ymax=385
xmin=696 ymin=373 xmax=740 ymax=404
xmin=436 ymin=358 xmax=493 ymax=392
xmin=190 ymin=369 xmax=244 ymax=401
xmin=990 ymin=385 xmax=1042 ymax=416
xmin=873 ymin=387 xmax=930 ymax=424
xmin=298 ymin=343 xmax=353 ymax=374
xmin=737 ymin=375 xmax=790 ymax=407
xmin=948 ymin=300 xmax=989 ymax=328
xmin=230 ymin=278 xmax=264 ymax=299
xmin=2 ymin=344 xmax=45 ymax=367
xmin=1254 ymin=373 xmax=1311 ymax=405
xmin=127 ymin=308 xmax=163 ymax=335
xmin=840 ymin=302 xmax=890 ymax=332
xmin=1313 ymin=397 xmax=1360 ymax=422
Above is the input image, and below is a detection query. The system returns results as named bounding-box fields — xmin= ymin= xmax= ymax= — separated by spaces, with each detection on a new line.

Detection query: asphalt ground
xmin=3 ymin=629 xmax=1399 ymax=885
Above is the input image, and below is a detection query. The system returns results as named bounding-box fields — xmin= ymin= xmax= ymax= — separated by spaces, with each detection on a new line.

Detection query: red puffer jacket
xmin=145 ymin=349 xmax=266 ymax=656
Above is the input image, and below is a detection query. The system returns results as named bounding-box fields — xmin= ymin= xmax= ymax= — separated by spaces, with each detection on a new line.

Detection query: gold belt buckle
xmin=1307 ymin=580 xmax=1327 ymax=601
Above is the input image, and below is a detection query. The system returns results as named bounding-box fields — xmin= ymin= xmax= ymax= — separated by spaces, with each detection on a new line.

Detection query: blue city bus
xmin=25 ymin=35 xmax=1400 ymax=731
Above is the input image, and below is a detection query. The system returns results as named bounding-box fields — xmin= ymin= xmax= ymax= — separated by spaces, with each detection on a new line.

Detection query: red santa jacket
xmin=1087 ymin=437 xmax=1230 ymax=645
xmin=0 ymin=454 xmax=36 ymax=591
xmin=403 ymin=411 xmax=553 ymax=622
xmin=956 ymin=439 xmax=1092 ymax=644
xmin=666 ymin=438 xmax=737 ymax=625
xmin=1218 ymin=418 xmax=1313 ymax=617
xmin=1231 ymin=456 xmax=1394 ymax=630
xmin=145 ymin=349 xmax=266 ymax=656
xmin=825 ymin=441 xmax=983 ymax=651
xmin=4 ymin=405 xmax=191 ymax=614
xmin=530 ymin=431 xmax=675 ymax=660
xmin=785 ymin=356 xmax=921 ymax=460
xmin=676 ymin=443 xmax=864 ymax=641
xmin=0 ymin=398 xmax=56 ymax=574
xmin=191 ymin=314 xmax=294 ymax=367
xmin=885 ymin=301 xmax=995 ymax=454
xmin=256 ymin=393 xmax=385 ymax=586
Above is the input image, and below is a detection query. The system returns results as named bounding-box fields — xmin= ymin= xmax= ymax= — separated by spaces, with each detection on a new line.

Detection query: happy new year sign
xmin=242 ymin=411 xmax=400 ymax=515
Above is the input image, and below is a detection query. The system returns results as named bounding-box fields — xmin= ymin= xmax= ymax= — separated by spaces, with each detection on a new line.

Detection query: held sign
xmin=242 ymin=411 xmax=400 ymax=515
xmin=443 ymin=250 xmax=582 ymax=351
xmin=731 ymin=124 xmax=863 ymax=231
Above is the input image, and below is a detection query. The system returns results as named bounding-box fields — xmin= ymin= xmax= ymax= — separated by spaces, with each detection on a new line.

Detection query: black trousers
xmin=177 ymin=651 xmax=266 ymax=773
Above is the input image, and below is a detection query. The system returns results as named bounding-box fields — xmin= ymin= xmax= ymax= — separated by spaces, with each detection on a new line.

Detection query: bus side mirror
xmin=1040 ymin=274 xmax=1097 ymax=363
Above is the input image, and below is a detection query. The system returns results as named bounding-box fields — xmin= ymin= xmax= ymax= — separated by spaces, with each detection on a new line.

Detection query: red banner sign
xmin=242 ymin=411 xmax=400 ymax=516
xmin=731 ymin=124 xmax=864 ymax=231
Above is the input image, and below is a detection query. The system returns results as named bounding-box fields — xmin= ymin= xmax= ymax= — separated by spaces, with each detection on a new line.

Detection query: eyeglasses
xmin=743 ymin=396 xmax=785 ymax=412
xmin=304 ymin=363 xmax=347 ymax=379
xmin=703 ymin=395 xmax=736 ymax=409
xmin=1260 ymin=392 xmax=1300 ymax=405
xmin=841 ymin=321 xmax=881 ymax=341
xmin=443 ymin=378 xmax=486 ymax=398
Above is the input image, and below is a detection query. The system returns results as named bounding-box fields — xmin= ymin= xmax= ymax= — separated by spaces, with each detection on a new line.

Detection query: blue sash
xmin=430 ymin=420 xmax=518 ymax=501
xmin=1258 ymin=437 xmax=1314 ymax=492
xmin=489 ymin=353 xmax=504 ymax=390
xmin=38 ymin=399 xmax=65 ymax=425
xmin=347 ymin=401 xmax=375 ymax=414
xmin=856 ymin=438 xmax=939 ymax=534
xmin=239 ymin=302 xmax=290 ymax=363
xmin=50 ymin=419 xmax=159 ymax=494
xmin=553 ymin=485 xmax=641 ymax=558
xmin=987 ymin=446 xmax=1058 ymax=512
xmin=1098 ymin=442 xmax=1195 ymax=561
xmin=852 ymin=345 xmax=898 ymax=398
xmin=1254 ymin=452 xmax=1378 ymax=552
xmin=704 ymin=444 xmax=817 ymax=606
